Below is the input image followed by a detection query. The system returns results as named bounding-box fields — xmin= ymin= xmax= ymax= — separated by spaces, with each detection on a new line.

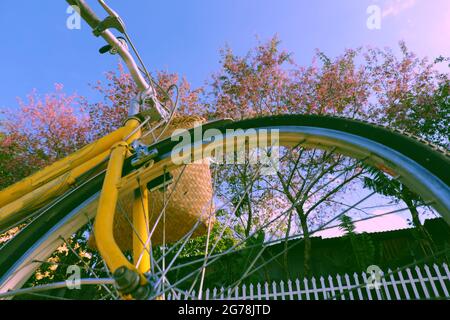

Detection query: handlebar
xmin=65 ymin=0 xmax=150 ymax=92
xmin=66 ymin=0 xmax=101 ymax=30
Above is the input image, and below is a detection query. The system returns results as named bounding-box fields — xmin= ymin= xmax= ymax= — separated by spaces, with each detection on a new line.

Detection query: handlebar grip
xmin=66 ymin=0 xmax=101 ymax=30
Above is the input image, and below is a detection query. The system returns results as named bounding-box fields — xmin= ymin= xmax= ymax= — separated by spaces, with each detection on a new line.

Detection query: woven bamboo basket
xmin=88 ymin=116 xmax=215 ymax=251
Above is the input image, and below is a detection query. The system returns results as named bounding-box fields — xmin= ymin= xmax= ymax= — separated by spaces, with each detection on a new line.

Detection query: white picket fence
xmin=167 ymin=263 xmax=450 ymax=300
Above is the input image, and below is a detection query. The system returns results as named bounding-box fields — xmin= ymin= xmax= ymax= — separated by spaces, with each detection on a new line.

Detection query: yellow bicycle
xmin=0 ymin=0 xmax=449 ymax=300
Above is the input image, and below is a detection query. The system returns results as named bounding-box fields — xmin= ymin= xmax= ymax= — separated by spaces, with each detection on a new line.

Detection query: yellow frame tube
xmin=94 ymin=140 xmax=146 ymax=283
xmin=0 ymin=150 xmax=109 ymax=224
xmin=132 ymin=186 xmax=150 ymax=273
xmin=0 ymin=119 xmax=140 ymax=209
xmin=94 ymin=142 xmax=135 ymax=273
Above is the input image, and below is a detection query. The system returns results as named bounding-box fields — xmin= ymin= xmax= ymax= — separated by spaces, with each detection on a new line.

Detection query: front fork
xmin=132 ymin=186 xmax=151 ymax=274
xmin=94 ymin=118 xmax=153 ymax=299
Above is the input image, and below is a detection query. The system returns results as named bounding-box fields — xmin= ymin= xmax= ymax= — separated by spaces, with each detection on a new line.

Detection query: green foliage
xmin=338 ymin=214 xmax=356 ymax=234
xmin=25 ymin=227 xmax=112 ymax=299
xmin=363 ymin=167 xmax=404 ymax=199
xmin=339 ymin=215 xmax=375 ymax=270
xmin=156 ymin=210 xmax=240 ymax=261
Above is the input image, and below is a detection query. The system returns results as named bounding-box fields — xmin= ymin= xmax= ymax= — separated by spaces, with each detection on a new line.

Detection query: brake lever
xmin=93 ymin=0 xmax=126 ymax=36
xmin=98 ymin=0 xmax=120 ymax=20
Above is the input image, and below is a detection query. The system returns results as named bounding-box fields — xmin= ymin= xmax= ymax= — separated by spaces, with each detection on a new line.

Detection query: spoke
xmin=188 ymin=194 xmax=295 ymax=298
xmin=212 ymin=215 xmax=293 ymax=299
xmin=170 ymin=202 xmax=427 ymax=274
xmin=0 ymin=170 xmax=106 ymax=243
xmin=31 ymin=260 xmax=104 ymax=273
xmin=83 ymin=213 xmax=121 ymax=298
xmin=185 ymin=164 xmax=259 ymax=297
xmin=194 ymin=167 xmax=217 ymax=299
xmin=161 ymin=167 xmax=168 ymax=298
xmin=60 ymin=236 xmax=118 ymax=299
xmin=324 ymin=199 xmax=373 ymax=216
xmin=137 ymin=177 xmax=151 ymax=264
xmin=116 ymin=164 xmax=192 ymax=296
xmin=201 ymin=163 xmax=268 ymax=260
xmin=0 ymin=278 xmax=115 ymax=299
xmin=23 ymin=292 xmax=72 ymax=300
xmin=136 ymin=165 xmax=189 ymax=264
xmin=306 ymin=158 xmax=366 ymax=201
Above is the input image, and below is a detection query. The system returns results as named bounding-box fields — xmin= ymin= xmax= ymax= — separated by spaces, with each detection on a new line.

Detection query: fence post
xmin=386 ymin=269 xmax=400 ymax=300
xmin=424 ymin=265 xmax=441 ymax=298
xmin=320 ymin=276 xmax=328 ymax=300
xmin=249 ymin=283 xmax=255 ymax=300
xmin=415 ymin=266 xmax=430 ymax=299
xmin=353 ymin=273 xmax=364 ymax=300
xmin=328 ymin=275 xmax=337 ymax=300
xmin=433 ymin=263 xmax=449 ymax=297
xmin=424 ymin=264 xmax=440 ymax=298
xmin=344 ymin=274 xmax=354 ymax=300
xmin=272 ymin=281 xmax=278 ymax=300
xmin=361 ymin=272 xmax=373 ymax=300
xmin=304 ymin=278 xmax=311 ymax=300
xmin=264 ymin=282 xmax=270 ymax=300
xmin=311 ymin=277 xmax=319 ymax=300
xmin=226 ymin=287 xmax=232 ymax=299
xmin=287 ymin=279 xmax=294 ymax=300
xmin=295 ymin=278 xmax=302 ymax=300
xmin=395 ymin=268 xmax=411 ymax=300
xmin=379 ymin=271 xmax=391 ymax=300
xmin=443 ymin=263 xmax=450 ymax=280
xmin=280 ymin=280 xmax=286 ymax=300
xmin=257 ymin=282 xmax=262 ymax=300
xmin=374 ymin=278 xmax=383 ymax=300
xmin=336 ymin=274 xmax=346 ymax=300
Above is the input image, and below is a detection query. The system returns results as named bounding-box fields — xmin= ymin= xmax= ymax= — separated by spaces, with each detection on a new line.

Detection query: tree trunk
xmin=297 ymin=208 xmax=312 ymax=277
xmin=283 ymin=212 xmax=293 ymax=279
xmin=245 ymin=192 xmax=253 ymax=237
xmin=403 ymin=192 xmax=435 ymax=257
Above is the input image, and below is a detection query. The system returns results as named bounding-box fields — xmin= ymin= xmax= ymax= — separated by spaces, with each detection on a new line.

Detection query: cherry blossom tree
xmin=0 ymin=84 xmax=90 ymax=188
xmin=205 ymin=36 xmax=448 ymax=276
xmin=1 ymin=36 xmax=447 ymax=280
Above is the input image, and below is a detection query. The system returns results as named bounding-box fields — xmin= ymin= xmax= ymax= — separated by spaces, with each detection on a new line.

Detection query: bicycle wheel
xmin=1 ymin=115 xmax=449 ymax=300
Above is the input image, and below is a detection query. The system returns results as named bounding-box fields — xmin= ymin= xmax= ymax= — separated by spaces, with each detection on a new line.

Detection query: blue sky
xmin=0 ymin=0 xmax=449 ymax=109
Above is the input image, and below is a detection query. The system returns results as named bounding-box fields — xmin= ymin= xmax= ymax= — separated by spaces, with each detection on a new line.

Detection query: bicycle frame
xmin=0 ymin=0 xmax=162 ymax=294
